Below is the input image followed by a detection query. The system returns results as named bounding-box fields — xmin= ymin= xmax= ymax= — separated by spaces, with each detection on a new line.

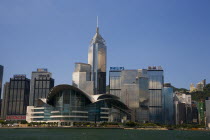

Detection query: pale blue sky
xmin=0 ymin=0 xmax=210 ymax=89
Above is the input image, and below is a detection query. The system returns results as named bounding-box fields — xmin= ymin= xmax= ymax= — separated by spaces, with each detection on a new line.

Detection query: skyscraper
xmin=72 ymin=63 xmax=94 ymax=95
xmin=162 ymin=83 xmax=174 ymax=124
xmin=0 ymin=65 xmax=3 ymax=117
xmin=6 ymin=75 xmax=30 ymax=121
xmin=147 ymin=66 xmax=164 ymax=123
xmin=1 ymin=82 xmax=9 ymax=119
xmin=88 ymin=26 xmax=107 ymax=94
xmin=0 ymin=65 xmax=3 ymax=99
xmin=109 ymin=67 xmax=149 ymax=122
xmin=29 ymin=69 xmax=54 ymax=106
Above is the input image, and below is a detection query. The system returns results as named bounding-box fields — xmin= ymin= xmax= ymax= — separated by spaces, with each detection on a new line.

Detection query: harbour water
xmin=0 ymin=128 xmax=210 ymax=140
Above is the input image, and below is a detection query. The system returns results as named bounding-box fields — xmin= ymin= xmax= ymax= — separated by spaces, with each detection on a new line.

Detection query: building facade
xmin=0 ymin=65 xmax=3 ymax=117
xmin=29 ymin=69 xmax=54 ymax=106
xmin=72 ymin=63 xmax=94 ymax=95
xmin=205 ymin=98 xmax=210 ymax=128
xmin=191 ymin=101 xmax=198 ymax=124
xmin=6 ymin=75 xmax=30 ymax=121
xmin=26 ymin=84 xmax=130 ymax=125
xmin=109 ymin=67 xmax=149 ymax=122
xmin=0 ymin=65 xmax=3 ymax=99
xmin=174 ymin=92 xmax=192 ymax=124
xmin=190 ymin=79 xmax=206 ymax=93
xmin=88 ymin=27 xmax=107 ymax=95
xmin=0 ymin=82 xmax=9 ymax=119
xmin=162 ymin=83 xmax=174 ymax=125
xmin=197 ymin=102 xmax=205 ymax=125
xmin=147 ymin=66 xmax=164 ymax=123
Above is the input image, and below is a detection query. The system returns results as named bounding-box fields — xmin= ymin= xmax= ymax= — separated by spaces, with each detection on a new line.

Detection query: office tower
xmin=6 ymin=75 xmax=30 ymax=121
xmin=109 ymin=67 xmax=149 ymax=122
xmin=162 ymin=83 xmax=174 ymax=125
xmin=72 ymin=63 xmax=94 ymax=95
xmin=1 ymin=82 xmax=9 ymax=119
xmin=0 ymin=65 xmax=3 ymax=99
xmin=205 ymin=97 xmax=210 ymax=128
xmin=29 ymin=69 xmax=54 ymax=106
xmin=147 ymin=66 xmax=164 ymax=123
xmin=0 ymin=65 xmax=3 ymax=117
xmin=88 ymin=26 xmax=107 ymax=94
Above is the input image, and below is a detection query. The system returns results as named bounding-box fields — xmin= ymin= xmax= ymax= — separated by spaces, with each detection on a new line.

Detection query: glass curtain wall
xmin=148 ymin=70 xmax=164 ymax=123
xmin=110 ymin=71 xmax=121 ymax=98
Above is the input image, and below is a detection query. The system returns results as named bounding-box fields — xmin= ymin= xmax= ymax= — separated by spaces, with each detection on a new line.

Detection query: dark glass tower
xmin=6 ymin=75 xmax=30 ymax=120
xmin=0 ymin=65 xmax=3 ymax=99
xmin=88 ymin=27 xmax=107 ymax=94
xmin=1 ymin=82 xmax=9 ymax=119
xmin=0 ymin=65 xmax=3 ymax=117
xmin=29 ymin=69 xmax=54 ymax=106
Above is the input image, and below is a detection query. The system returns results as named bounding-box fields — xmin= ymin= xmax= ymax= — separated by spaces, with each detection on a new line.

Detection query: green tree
xmin=191 ymin=83 xmax=210 ymax=101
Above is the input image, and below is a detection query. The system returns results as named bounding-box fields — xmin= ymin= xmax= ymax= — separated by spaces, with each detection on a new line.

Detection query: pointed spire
xmin=96 ymin=16 xmax=99 ymax=33
xmin=90 ymin=16 xmax=105 ymax=45
xmin=97 ymin=16 xmax=99 ymax=28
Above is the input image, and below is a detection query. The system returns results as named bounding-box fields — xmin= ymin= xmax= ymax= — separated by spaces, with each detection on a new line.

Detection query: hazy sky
xmin=0 ymin=0 xmax=210 ymax=89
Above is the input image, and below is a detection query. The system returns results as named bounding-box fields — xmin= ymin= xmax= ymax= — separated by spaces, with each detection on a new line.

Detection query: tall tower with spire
xmin=88 ymin=19 xmax=107 ymax=94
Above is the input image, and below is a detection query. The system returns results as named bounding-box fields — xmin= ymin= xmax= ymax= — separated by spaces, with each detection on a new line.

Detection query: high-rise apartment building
xmin=29 ymin=69 xmax=54 ymax=106
xmin=6 ymin=75 xmax=30 ymax=121
xmin=189 ymin=79 xmax=206 ymax=93
xmin=1 ymin=82 xmax=9 ymax=119
xmin=88 ymin=27 xmax=107 ymax=94
xmin=147 ymin=66 xmax=164 ymax=123
xmin=109 ymin=67 xmax=149 ymax=122
xmin=196 ymin=79 xmax=206 ymax=91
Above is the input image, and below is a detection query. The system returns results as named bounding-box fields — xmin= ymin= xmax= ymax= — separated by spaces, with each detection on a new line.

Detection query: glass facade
xmin=50 ymin=89 xmax=91 ymax=122
xmin=109 ymin=69 xmax=149 ymax=122
xmin=0 ymin=65 xmax=3 ymax=100
xmin=147 ymin=69 xmax=164 ymax=123
xmin=27 ymin=85 xmax=129 ymax=123
xmin=0 ymin=65 xmax=3 ymax=117
xmin=110 ymin=71 xmax=121 ymax=98
xmin=29 ymin=69 xmax=54 ymax=106
xmin=88 ymin=27 xmax=106 ymax=94
xmin=163 ymin=85 xmax=174 ymax=124
xmin=72 ymin=63 xmax=94 ymax=95
xmin=1 ymin=82 xmax=9 ymax=119
xmin=7 ymin=75 xmax=30 ymax=117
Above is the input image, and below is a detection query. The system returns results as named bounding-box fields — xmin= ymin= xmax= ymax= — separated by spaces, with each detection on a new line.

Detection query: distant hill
xmin=171 ymin=86 xmax=188 ymax=93
xmin=190 ymin=83 xmax=210 ymax=101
